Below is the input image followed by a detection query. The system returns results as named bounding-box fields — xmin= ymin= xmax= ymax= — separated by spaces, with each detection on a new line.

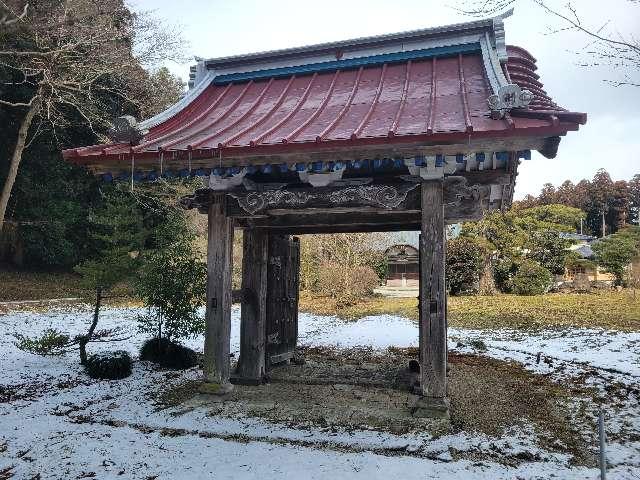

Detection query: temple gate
xmin=63 ymin=11 xmax=585 ymax=416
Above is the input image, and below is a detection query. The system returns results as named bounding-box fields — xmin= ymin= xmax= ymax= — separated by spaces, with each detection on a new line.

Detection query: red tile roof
xmin=65 ymin=47 xmax=585 ymax=164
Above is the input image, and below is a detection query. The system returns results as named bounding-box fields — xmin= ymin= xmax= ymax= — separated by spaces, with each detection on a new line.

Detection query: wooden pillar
xmin=417 ymin=179 xmax=448 ymax=414
xmin=201 ymin=195 xmax=234 ymax=393
xmin=235 ymin=229 xmax=269 ymax=383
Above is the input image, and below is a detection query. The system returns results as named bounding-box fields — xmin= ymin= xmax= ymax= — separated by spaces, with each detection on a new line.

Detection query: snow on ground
xmin=1 ymin=304 xmax=639 ymax=479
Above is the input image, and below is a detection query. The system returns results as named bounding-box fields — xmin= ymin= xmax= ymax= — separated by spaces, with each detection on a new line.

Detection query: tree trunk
xmin=478 ymin=255 xmax=497 ymax=296
xmin=80 ymin=286 xmax=102 ymax=365
xmin=0 ymin=95 xmax=40 ymax=234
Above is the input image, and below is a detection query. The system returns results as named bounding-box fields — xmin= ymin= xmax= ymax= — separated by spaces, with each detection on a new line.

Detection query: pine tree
xmin=74 ymin=190 xmax=146 ymax=364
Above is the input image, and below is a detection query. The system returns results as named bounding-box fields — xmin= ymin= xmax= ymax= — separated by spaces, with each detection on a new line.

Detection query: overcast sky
xmin=130 ymin=0 xmax=639 ymax=199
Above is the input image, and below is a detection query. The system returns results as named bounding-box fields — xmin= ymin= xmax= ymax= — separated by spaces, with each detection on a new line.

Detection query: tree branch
xmin=0 ymin=96 xmax=38 ymax=107
xmin=0 ymin=1 xmax=28 ymax=27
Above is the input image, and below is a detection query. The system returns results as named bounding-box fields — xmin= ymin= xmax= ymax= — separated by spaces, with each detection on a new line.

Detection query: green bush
xmin=135 ymin=214 xmax=206 ymax=342
xmin=446 ymin=237 xmax=488 ymax=295
xmin=85 ymin=351 xmax=132 ymax=380
xmin=525 ymin=230 xmax=572 ymax=275
xmin=492 ymin=257 xmax=519 ymax=293
xmin=511 ymin=260 xmax=552 ymax=296
xmin=592 ymin=227 xmax=640 ymax=286
xmin=14 ymin=328 xmax=72 ymax=356
xmin=469 ymin=339 xmax=487 ymax=351
xmin=139 ymin=338 xmax=197 ymax=370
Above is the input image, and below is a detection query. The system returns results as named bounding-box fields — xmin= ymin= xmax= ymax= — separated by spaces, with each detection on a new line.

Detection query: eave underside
xmin=68 ymin=134 xmax=556 ymax=177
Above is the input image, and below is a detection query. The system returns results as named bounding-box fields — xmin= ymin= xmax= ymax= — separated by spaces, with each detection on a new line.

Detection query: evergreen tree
xmin=135 ymin=212 xmax=206 ymax=343
xmin=446 ymin=237 xmax=488 ymax=295
xmin=74 ymin=190 xmax=146 ymax=364
xmin=592 ymin=227 xmax=640 ymax=286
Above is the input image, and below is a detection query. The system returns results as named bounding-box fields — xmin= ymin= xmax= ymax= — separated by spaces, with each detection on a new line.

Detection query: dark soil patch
xmin=446 ymin=353 xmax=594 ymax=465
xmin=156 ymin=346 xmax=594 ymax=465
xmin=0 ymin=375 xmax=91 ymax=403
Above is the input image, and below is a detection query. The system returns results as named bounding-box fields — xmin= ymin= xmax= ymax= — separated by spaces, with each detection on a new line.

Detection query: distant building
xmin=561 ymin=233 xmax=615 ymax=283
xmin=385 ymin=244 xmax=419 ymax=287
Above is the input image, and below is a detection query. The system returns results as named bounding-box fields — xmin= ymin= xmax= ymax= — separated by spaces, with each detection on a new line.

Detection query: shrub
xmin=469 ymin=339 xmax=487 ymax=351
xmin=135 ymin=215 xmax=206 ymax=342
xmin=316 ymin=263 xmax=380 ymax=300
xmin=446 ymin=237 xmax=488 ymax=295
xmin=592 ymin=227 xmax=640 ymax=286
xmin=85 ymin=351 xmax=132 ymax=380
xmin=139 ymin=338 xmax=197 ymax=370
xmin=298 ymin=233 xmax=387 ymax=293
xmin=493 ymin=257 xmax=519 ymax=293
xmin=525 ymin=230 xmax=572 ymax=275
xmin=512 ymin=260 xmax=552 ymax=295
xmin=14 ymin=328 xmax=72 ymax=356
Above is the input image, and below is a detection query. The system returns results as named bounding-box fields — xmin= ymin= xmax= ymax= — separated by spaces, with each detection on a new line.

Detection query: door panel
xmin=265 ymin=235 xmax=300 ymax=370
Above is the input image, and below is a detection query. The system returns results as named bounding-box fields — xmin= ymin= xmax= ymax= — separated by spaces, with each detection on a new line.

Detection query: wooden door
xmin=265 ymin=235 xmax=300 ymax=370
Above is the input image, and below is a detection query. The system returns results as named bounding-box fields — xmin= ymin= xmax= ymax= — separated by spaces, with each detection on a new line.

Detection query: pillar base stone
xmin=410 ymin=395 xmax=450 ymax=419
xmin=230 ymin=375 xmax=264 ymax=386
xmin=198 ymin=381 xmax=234 ymax=396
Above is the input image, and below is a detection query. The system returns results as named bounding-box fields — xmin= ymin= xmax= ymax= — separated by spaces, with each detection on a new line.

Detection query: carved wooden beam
xmin=227 ymin=183 xmax=420 ymax=215
xmin=182 ymin=175 xmax=493 ymax=226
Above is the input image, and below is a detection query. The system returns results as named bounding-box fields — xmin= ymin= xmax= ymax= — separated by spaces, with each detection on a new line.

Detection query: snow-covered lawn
xmin=1 ymin=304 xmax=639 ymax=479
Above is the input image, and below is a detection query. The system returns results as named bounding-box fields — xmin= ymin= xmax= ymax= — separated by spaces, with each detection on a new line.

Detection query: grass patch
xmin=447 ymin=352 xmax=594 ymax=465
xmin=298 ymin=291 xmax=418 ymax=319
xmin=5 ymin=270 xmax=640 ymax=331
xmin=0 ymin=269 xmax=139 ymax=310
xmin=0 ymin=269 xmax=89 ymax=302
xmin=299 ymin=291 xmax=640 ymax=331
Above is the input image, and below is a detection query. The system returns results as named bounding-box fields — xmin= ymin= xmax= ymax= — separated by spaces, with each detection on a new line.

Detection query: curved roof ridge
xmin=204 ymin=11 xmax=511 ymax=68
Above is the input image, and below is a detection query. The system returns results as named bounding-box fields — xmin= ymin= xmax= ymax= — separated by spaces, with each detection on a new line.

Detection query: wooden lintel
xmin=183 ymin=171 xmax=502 ymax=217
xmin=250 ymin=223 xmax=422 ymax=234
xmin=458 ymin=170 xmax=511 ymax=186
xmin=264 ymin=207 xmax=422 ymax=217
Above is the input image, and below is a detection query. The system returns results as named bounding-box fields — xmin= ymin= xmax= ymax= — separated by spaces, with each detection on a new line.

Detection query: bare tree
xmin=0 ymin=1 xmax=27 ymax=26
xmin=456 ymin=0 xmax=639 ymax=87
xmin=0 ymin=0 xmax=187 ymax=233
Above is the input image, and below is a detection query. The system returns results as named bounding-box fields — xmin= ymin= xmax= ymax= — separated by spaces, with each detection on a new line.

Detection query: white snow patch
xmin=1 ymin=305 xmax=639 ymax=479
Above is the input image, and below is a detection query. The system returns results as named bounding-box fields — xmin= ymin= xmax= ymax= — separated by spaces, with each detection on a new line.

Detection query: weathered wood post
xmin=235 ymin=229 xmax=269 ymax=384
xmin=414 ymin=179 xmax=449 ymax=418
xmin=200 ymin=194 xmax=234 ymax=394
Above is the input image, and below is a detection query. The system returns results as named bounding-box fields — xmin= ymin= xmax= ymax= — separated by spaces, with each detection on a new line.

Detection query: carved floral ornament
xmin=487 ymin=84 xmax=534 ymax=119
xmin=228 ymin=184 xmax=420 ymax=215
xmin=223 ymin=176 xmax=490 ymax=215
